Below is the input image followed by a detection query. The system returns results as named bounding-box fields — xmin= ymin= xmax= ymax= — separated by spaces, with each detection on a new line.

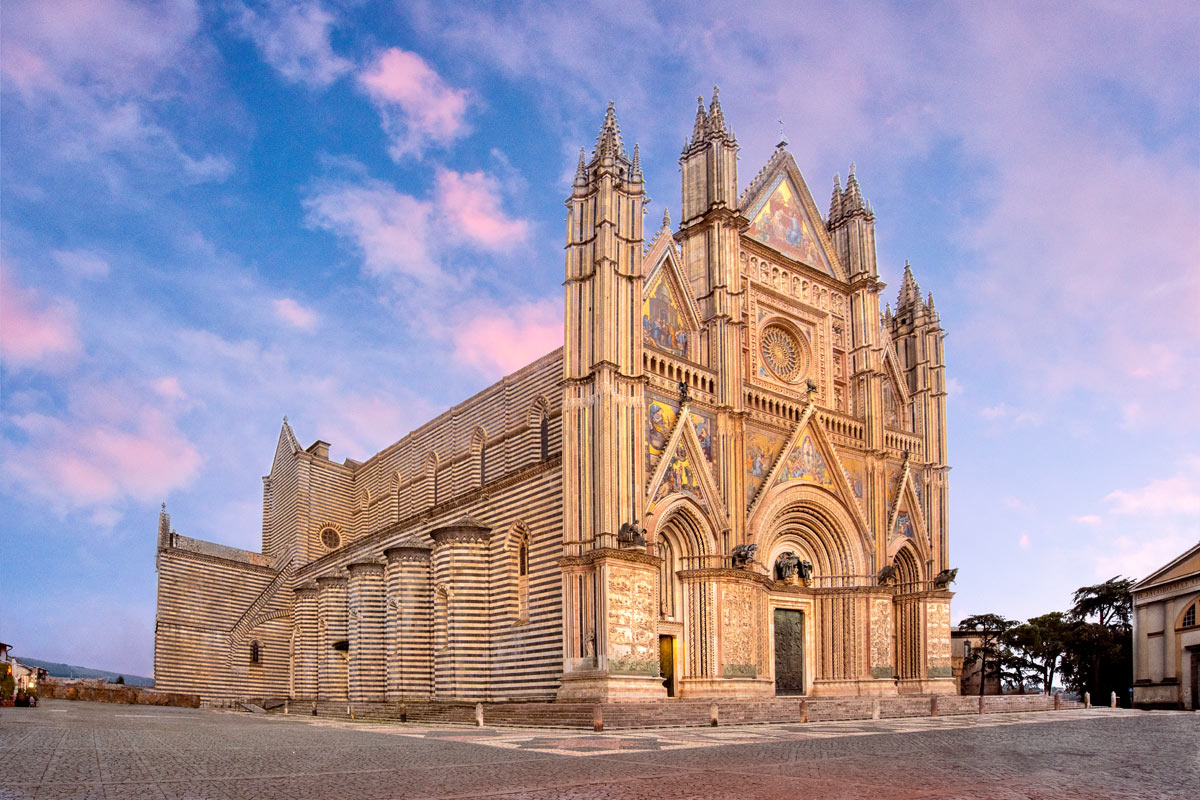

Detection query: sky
xmin=1 ymin=1 xmax=1197 ymax=679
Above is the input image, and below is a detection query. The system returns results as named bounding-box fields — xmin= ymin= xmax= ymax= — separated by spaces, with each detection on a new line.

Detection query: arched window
xmin=249 ymin=641 xmax=261 ymax=665
xmin=1183 ymin=602 xmax=1197 ymax=629
xmin=515 ymin=526 xmax=531 ymax=624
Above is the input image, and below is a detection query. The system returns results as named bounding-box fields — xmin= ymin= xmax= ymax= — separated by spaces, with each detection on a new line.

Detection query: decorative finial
xmin=161 ymin=502 xmax=166 ymax=513
xmin=662 ymin=206 xmax=671 ymax=230
xmin=283 ymin=415 xmax=289 ymax=424
xmin=777 ymin=118 xmax=789 ymax=149
xmin=632 ymin=143 xmax=641 ymax=175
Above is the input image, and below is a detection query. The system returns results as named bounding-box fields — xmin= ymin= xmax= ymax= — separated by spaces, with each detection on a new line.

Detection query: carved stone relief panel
xmin=720 ymin=582 xmax=758 ymax=677
xmin=926 ymin=600 xmax=952 ymax=678
xmin=607 ymin=565 xmax=659 ymax=675
xmin=870 ymin=598 xmax=894 ymax=678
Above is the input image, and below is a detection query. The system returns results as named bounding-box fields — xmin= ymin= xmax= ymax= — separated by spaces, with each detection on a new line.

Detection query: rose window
xmin=320 ymin=527 xmax=341 ymax=549
xmin=760 ymin=324 xmax=806 ymax=382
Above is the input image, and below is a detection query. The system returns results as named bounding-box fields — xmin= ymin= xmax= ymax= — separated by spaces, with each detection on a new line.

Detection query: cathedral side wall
xmin=154 ymin=549 xmax=278 ymax=698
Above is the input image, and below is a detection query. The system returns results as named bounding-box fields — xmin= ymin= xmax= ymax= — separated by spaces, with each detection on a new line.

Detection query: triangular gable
xmin=886 ymin=460 xmax=929 ymax=550
xmin=740 ymin=153 xmax=845 ymax=281
xmin=647 ymin=408 xmax=728 ymax=529
xmin=1133 ymin=540 xmax=1200 ymax=589
xmin=270 ymin=418 xmax=301 ymax=476
xmin=646 ymin=392 xmax=680 ymax=481
xmin=642 ymin=245 xmax=702 ymax=360
xmin=754 ymin=410 xmax=872 ymax=534
xmin=879 ymin=339 xmax=912 ymax=431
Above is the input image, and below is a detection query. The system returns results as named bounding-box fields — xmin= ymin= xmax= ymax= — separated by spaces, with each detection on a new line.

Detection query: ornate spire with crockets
xmin=631 ymin=143 xmax=642 ymax=180
xmin=843 ymin=162 xmax=864 ymax=214
xmin=829 ymin=173 xmax=843 ymax=222
xmin=706 ymin=85 xmax=726 ymax=137
xmin=897 ymin=260 xmax=924 ymax=312
xmin=689 ymin=95 xmax=707 ymax=148
xmin=592 ymin=101 xmax=629 ymax=164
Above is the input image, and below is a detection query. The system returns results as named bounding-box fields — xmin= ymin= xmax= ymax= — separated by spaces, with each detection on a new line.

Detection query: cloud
xmin=1104 ymin=457 xmax=1200 ymax=516
xmin=231 ymin=1 xmax=352 ymax=88
xmin=451 ymin=299 xmax=562 ymax=376
xmin=1018 ymin=533 xmax=1031 ymax=550
xmin=304 ymin=177 xmax=438 ymax=281
xmin=51 ymin=249 xmax=110 ymax=279
xmin=434 ymin=168 xmax=529 ymax=249
xmin=358 ymin=47 xmax=469 ymax=159
xmin=0 ymin=267 xmax=80 ymax=368
xmin=1073 ymin=514 xmax=1102 ymax=525
xmin=3 ymin=397 xmax=202 ymax=509
xmin=978 ymin=403 xmax=1042 ymax=426
xmin=1092 ymin=531 xmax=1194 ymax=582
xmin=273 ymin=297 xmax=320 ymax=330
xmin=152 ymin=376 xmax=188 ymax=402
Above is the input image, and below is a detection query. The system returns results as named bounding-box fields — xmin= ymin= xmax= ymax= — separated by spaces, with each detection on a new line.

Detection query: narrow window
xmin=249 ymin=641 xmax=261 ymax=665
xmin=517 ymin=534 xmax=530 ymax=624
xmin=1184 ymin=603 xmax=1196 ymax=628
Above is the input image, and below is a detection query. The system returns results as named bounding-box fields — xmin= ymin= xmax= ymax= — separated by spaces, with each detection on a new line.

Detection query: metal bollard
xmin=930 ymin=695 xmax=939 ymax=717
xmin=872 ymin=698 xmax=881 ymax=720
xmin=800 ymin=699 xmax=809 ymax=724
xmin=1054 ymin=693 xmax=1061 ymax=711
xmin=710 ymin=702 xmax=719 ymax=727
xmin=1084 ymin=691 xmax=1091 ymax=708
xmin=1110 ymin=691 xmax=1117 ymax=708
xmin=475 ymin=703 xmax=484 ymax=727
xmin=593 ymin=704 xmax=604 ymax=732
xmin=978 ymin=695 xmax=986 ymax=714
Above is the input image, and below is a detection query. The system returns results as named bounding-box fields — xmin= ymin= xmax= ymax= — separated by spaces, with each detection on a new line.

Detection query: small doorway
xmin=1190 ymin=649 xmax=1199 ymax=711
xmin=773 ymin=608 xmax=805 ymax=696
xmin=659 ymin=635 xmax=677 ymax=697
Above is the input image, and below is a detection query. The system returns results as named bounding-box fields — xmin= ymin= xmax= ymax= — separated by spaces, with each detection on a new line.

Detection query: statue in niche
xmin=583 ymin=627 xmax=595 ymax=659
xmin=731 ymin=543 xmax=757 ymax=569
xmin=775 ymin=551 xmax=801 ymax=581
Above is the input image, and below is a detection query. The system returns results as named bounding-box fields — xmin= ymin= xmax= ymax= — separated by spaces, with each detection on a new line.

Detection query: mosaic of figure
xmin=691 ymin=412 xmax=715 ymax=464
xmin=745 ymin=428 xmax=786 ymax=506
xmin=655 ymin=443 xmax=701 ymax=501
xmin=747 ymin=177 xmax=831 ymax=272
xmin=777 ymin=432 xmax=834 ymax=487
xmin=646 ymin=395 xmax=677 ymax=473
xmin=642 ymin=273 xmax=689 ymax=356
xmin=840 ymin=455 xmax=865 ymax=500
xmin=893 ymin=511 xmax=914 ymax=540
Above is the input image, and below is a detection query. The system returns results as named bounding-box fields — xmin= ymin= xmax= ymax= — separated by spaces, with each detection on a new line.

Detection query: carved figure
xmin=797 ymin=559 xmax=813 ymax=582
xmin=775 ymin=551 xmax=801 ymax=581
xmin=877 ymin=564 xmax=898 ymax=584
xmin=933 ymin=568 xmax=958 ymax=588
xmin=617 ymin=519 xmax=646 ymax=548
xmin=731 ymin=543 xmax=757 ymax=569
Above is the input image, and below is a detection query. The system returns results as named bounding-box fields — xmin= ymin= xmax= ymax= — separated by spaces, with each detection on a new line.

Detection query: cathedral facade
xmin=154 ymin=92 xmax=955 ymax=704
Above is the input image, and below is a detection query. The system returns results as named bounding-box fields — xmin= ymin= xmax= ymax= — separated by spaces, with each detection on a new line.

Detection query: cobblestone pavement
xmin=1 ymin=701 xmax=1195 ymax=799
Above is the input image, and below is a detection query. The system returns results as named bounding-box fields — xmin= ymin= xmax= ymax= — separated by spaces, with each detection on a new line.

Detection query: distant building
xmin=1132 ymin=540 xmax=1200 ymax=710
xmin=155 ymin=93 xmax=956 ymax=705
xmin=950 ymin=628 xmax=1000 ymax=695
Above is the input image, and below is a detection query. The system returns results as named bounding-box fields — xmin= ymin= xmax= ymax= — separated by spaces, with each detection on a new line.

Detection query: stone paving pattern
xmin=1 ymin=700 xmax=1195 ymax=799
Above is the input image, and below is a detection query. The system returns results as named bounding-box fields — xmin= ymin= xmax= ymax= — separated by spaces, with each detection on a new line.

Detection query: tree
xmin=114 ymin=675 xmax=125 ymax=685
xmin=958 ymin=613 xmax=1016 ymax=697
xmin=1006 ymin=612 xmax=1070 ymax=694
xmin=1061 ymin=576 xmax=1133 ymax=705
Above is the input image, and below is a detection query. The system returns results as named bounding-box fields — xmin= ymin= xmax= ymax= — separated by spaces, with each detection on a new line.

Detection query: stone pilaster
xmin=292 ymin=583 xmax=319 ymax=699
xmin=316 ymin=575 xmax=348 ymax=700
xmin=347 ymin=561 xmax=385 ymax=701
xmin=384 ymin=545 xmax=433 ymax=699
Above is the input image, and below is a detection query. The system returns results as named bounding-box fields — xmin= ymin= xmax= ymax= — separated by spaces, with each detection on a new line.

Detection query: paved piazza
xmin=1 ymin=701 xmax=1195 ymax=799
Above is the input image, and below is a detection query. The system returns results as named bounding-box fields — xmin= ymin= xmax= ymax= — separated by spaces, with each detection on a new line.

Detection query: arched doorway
xmin=651 ymin=502 xmax=716 ymax=697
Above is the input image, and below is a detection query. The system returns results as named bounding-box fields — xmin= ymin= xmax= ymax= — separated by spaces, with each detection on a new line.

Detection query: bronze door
xmin=774 ymin=608 xmax=805 ymax=695
xmin=659 ymin=636 xmax=676 ymax=697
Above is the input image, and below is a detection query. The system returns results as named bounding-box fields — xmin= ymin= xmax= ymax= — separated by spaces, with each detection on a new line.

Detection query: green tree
xmin=958 ymin=613 xmax=1016 ymax=697
xmin=114 ymin=675 xmax=125 ymax=685
xmin=1062 ymin=576 xmax=1133 ymax=705
xmin=1006 ymin=612 xmax=1070 ymax=694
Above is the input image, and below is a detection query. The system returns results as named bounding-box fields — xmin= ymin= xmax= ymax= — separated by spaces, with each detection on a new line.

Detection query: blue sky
xmin=2 ymin=1 xmax=1197 ymax=678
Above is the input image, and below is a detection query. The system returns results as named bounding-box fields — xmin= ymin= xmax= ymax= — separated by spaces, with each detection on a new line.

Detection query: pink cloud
xmin=1104 ymin=457 xmax=1200 ymax=516
xmin=358 ymin=47 xmax=469 ymax=159
xmin=435 ymin=168 xmax=529 ymax=249
xmin=451 ymin=300 xmax=563 ymax=376
xmin=1073 ymin=514 xmax=1102 ymax=526
xmin=152 ymin=376 xmax=187 ymax=401
xmin=273 ymin=297 xmax=320 ymax=330
xmin=51 ymin=248 xmax=110 ymax=279
xmin=0 ymin=268 xmax=80 ymax=368
xmin=4 ymin=406 xmax=202 ymax=508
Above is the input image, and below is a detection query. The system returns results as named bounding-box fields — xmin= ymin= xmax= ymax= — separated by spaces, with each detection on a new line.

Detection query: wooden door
xmin=659 ymin=635 xmax=676 ymax=697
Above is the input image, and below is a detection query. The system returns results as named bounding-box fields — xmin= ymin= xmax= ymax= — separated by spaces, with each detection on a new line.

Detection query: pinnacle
xmin=707 ymin=85 xmax=726 ymax=136
xmin=662 ymin=206 xmax=671 ymax=230
xmin=593 ymin=101 xmax=628 ymax=163
xmin=898 ymin=260 xmax=923 ymax=310
xmin=690 ymin=95 xmax=707 ymax=148
xmin=632 ymin=143 xmax=642 ymax=177
xmin=574 ymin=147 xmax=586 ymax=185
xmin=829 ymin=173 xmax=843 ymax=220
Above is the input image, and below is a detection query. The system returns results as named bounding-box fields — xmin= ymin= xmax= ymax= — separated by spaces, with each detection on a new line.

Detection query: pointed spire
xmin=593 ymin=101 xmax=628 ymax=163
xmin=631 ymin=143 xmax=642 ymax=179
xmin=690 ymin=95 xmax=707 ymax=148
xmin=829 ymin=173 xmax=843 ymax=221
xmin=707 ymin=85 xmax=726 ymax=137
xmin=897 ymin=260 xmax=923 ymax=311
xmin=662 ymin=206 xmax=671 ymax=231
xmin=842 ymin=162 xmax=864 ymax=214
xmin=926 ymin=291 xmax=938 ymax=320
xmin=574 ymin=147 xmax=586 ymax=186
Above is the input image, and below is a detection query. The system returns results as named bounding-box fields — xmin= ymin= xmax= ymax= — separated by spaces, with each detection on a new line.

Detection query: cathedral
xmin=154 ymin=91 xmax=955 ymax=704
